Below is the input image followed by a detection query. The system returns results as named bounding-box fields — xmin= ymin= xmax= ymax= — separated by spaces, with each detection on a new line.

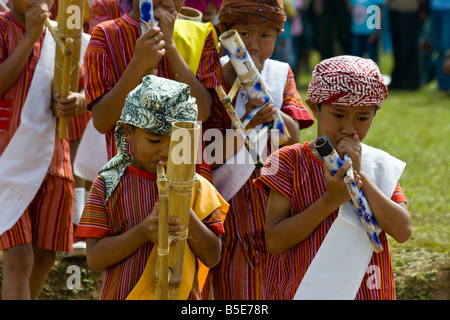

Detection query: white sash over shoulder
xmin=212 ymin=58 xmax=289 ymax=201
xmin=0 ymin=31 xmax=56 ymax=236
xmin=294 ymin=144 xmax=406 ymax=300
xmin=0 ymin=28 xmax=90 ymax=236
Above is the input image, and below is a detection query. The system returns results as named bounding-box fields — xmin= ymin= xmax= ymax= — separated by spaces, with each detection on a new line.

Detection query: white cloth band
xmin=294 ymin=144 xmax=406 ymax=299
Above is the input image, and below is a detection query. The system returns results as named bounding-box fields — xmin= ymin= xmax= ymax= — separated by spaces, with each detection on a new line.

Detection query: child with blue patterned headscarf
xmin=75 ymin=76 xmax=228 ymax=300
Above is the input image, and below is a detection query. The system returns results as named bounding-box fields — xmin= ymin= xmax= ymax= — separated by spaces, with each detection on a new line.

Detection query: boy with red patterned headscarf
xmin=255 ymin=55 xmax=411 ymax=300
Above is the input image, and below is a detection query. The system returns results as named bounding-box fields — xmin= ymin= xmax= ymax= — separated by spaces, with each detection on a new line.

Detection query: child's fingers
xmin=334 ymin=159 xmax=352 ymax=179
xmin=353 ymin=170 xmax=363 ymax=189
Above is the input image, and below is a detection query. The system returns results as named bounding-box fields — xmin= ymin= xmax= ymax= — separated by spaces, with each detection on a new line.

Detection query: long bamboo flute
xmin=57 ymin=38 xmax=73 ymax=140
xmin=43 ymin=18 xmax=65 ymax=54
xmin=166 ymin=121 xmax=199 ymax=299
xmin=156 ymin=164 xmax=169 ymax=300
xmin=215 ymin=84 xmax=264 ymax=168
xmin=44 ymin=0 xmax=84 ymax=139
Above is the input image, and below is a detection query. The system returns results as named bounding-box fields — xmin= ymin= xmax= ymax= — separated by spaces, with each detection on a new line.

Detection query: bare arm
xmin=266 ymin=161 xmax=355 ymax=255
xmin=278 ymin=109 xmax=300 ymax=146
xmin=90 ymin=27 xmax=165 ymax=133
xmin=156 ymin=8 xmax=212 ymax=121
xmin=0 ymin=3 xmax=49 ymax=96
xmin=187 ymin=209 xmax=222 ymax=268
xmin=85 ymin=203 xmax=222 ymax=271
xmin=360 ymin=173 xmax=412 ymax=243
xmin=337 ymin=136 xmax=412 ymax=243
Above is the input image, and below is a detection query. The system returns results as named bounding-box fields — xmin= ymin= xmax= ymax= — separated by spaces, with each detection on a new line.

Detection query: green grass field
xmin=297 ymin=53 xmax=450 ymax=299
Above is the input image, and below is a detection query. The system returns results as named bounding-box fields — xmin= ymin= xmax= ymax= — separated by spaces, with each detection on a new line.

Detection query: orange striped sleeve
xmin=391 ymin=182 xmax=407 ymax=205
xmin=75 ymin=175 xmax=110 ymax=240
xmin=281 ymin=68 xmax=314 ymax=129
xmin=253 ymin=144 xmax=297 ymax=200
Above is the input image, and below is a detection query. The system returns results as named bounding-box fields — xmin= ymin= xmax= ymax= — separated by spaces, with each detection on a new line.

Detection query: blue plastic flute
xmin=314 ymin=135 xmax=383 ymax=253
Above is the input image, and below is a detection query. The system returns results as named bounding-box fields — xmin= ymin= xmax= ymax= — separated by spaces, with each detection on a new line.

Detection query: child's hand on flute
xmin=242 ymin=98 xmax=276 ymax=130
xmin=337 ymin=133 xmax=362 ymax=174
xmin=132 ymin=26 xmax=165 ymax=76
xmin=23 ymin=1 xmax=50 ymax=44
xmin=139 ymin=202 xmax=183 ymax=245
xmin=322 ymin=158 xmax=363 ymax=208
xmin=53 ymin=91 xmax=86 ymax=119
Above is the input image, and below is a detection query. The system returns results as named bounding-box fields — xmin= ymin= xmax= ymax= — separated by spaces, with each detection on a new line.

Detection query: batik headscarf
xmin=99 ymin=75 xmax=198 ymax=202
xmin=217 ymin=0 xmax=286 ymax=33
xmin=307 ymin=55 xmax=388 ymax=107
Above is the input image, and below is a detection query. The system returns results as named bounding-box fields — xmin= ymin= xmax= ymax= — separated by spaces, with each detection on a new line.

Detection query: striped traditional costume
xmin=255 ymin=55 xmax=407 ymax=300
xmin=84 ymin=13 xmax=225 ymax=181
xmin=75 ymin=76 xmax=228 ymax=299
xmin=0 ymin=12 xmax=83 ymax=250
xmin=255 ymin=143 xmax=406 ymax=299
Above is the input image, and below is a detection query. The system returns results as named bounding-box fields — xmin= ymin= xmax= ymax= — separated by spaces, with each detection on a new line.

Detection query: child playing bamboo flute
xmin=254 ymin=55 xmax=412 ymax=300
xmin=75 ymin=75 xmax=229 ymax=300
xmin=84 ymin=0 xmax=225 ymax=169
xmin=0 ymin=0 xmax=87 ymax=299
xmin=202 ymin=0 xmax=314 ymax=300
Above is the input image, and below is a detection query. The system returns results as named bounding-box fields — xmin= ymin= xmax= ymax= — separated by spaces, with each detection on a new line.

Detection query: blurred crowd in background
xmin=270 ymin=0 xmax=450 ymax=93
xmin=2 ymin=0 xmax=449 ymax=92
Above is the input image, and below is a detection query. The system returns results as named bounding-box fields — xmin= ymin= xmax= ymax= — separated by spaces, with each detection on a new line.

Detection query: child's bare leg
xmin=2 ymin=243 xmax=34 ymax=299
xmin=29 ymin=246 xmax=56 ymax=299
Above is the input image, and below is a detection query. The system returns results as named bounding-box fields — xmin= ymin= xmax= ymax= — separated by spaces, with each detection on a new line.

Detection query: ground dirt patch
xmin=1 ymin=240 xmax=448 ymax=300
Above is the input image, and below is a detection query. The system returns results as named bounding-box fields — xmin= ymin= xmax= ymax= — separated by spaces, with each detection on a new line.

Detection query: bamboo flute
xmin=215 ymin=83 xmax=265 ymax=168
xmin=59 ymin=37 xmax=73 ymax=139
xmin=156 ymin=164 xmax=169 ymax=300
xmin=165 ymin=121 xmax=199 ymax=299
xmin=45 ymin=0 xmax=84 ymax=139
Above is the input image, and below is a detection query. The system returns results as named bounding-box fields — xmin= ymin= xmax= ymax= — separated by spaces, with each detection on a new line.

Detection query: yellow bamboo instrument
xmin=215 ymin=83 xmax=265 ymax=168
xmin=177 ymin=6 xmax=203 ymax=22
xmin=44 ymin=0 xmax=84 ymax=139
xmin=155 ymin=121 xmax=200 ymax=300
xmin=156 ymin=164 xmax=169 ymax=300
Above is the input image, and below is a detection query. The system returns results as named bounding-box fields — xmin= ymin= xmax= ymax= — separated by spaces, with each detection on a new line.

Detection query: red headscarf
xmin=308 ymin=56 xmax=388 ymax=107
xmin=217 ymin=0 xmax=286 ymax=33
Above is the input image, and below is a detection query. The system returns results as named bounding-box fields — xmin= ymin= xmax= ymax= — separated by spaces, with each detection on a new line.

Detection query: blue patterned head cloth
xmin=99 ymin=75 xmax=198 ymax=201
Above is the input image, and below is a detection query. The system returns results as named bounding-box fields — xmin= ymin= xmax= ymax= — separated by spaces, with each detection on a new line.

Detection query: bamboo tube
xmin=219 ymin=29 xmax=291 ymax=145
xmin=215 ymin=84 xmax=264 ymax=168
xmin=58 ymin=38 xmax=73 ymax=140
xmin=43 ymin=19 xmax=65 ymax=54
xmin=177 ymin=6 xmax=202 ymax=22
xmin=166 ymin=121 xmax=200 ymax=299
xmin=156 ymin=164 xmax=169 ymax=299
xmin=47 ymin=0 xmax=84 ymax=139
